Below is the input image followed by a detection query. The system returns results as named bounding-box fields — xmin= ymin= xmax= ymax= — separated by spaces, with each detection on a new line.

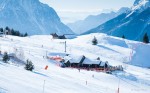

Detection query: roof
xmin=99 ymin=61 xmax=109 ymax=66
xmin=64 ymin=35 xmax=76 ymax=39
xmin=83 ymin=58 xmax=100 ymax=65
xmin=64 ymin=54 xmax=84 ymax=63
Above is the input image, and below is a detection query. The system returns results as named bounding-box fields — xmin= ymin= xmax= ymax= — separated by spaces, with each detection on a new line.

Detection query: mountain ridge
xmin=84 ymin=0 xmax=150 ymax=41
xmin=0 ymin=0 xmax=74 ymax=35
xmin=67 ymin=7 xmax=129 ymax=34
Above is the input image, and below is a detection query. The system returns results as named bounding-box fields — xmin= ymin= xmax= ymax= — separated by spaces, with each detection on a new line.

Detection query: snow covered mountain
xmin=67 ymin=7 xmax=129 ymax=34
xmin=0 ymin=0 xmax=74 ymax=35
xmin=0 ymin=34 xmax=150 ymax=93
xmin=84 ymin=0 xmax=150 ymax=41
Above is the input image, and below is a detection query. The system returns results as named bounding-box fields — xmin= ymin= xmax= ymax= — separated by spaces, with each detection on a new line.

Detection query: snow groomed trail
xmin=0 ymin=33 xmax=150 ymax=93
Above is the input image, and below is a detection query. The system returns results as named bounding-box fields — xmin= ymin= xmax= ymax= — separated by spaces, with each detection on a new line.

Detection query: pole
xmin=117 ymin=78 xmax=120 ymax=93
xmin=65 ymin=41 xmax=66 ymax=53
xmin=46 ymin=51 xmax=47 ymax=58
xmin=43 ymin=80 xmax=45 ymax=93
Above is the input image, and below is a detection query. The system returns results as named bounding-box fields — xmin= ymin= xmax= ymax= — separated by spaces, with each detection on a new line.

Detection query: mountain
xmin=85 ymin=0 xmax=150 ymax=41
xmin=67 ymin=7 xmax=129 ymax=34
xmin=0 ymin=0 xmax=74 ymax=35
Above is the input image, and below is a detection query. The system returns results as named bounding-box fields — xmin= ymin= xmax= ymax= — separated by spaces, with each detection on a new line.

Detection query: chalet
xmin=81 ymin=58 xmax=101 ymax=69
xmin=63 ymin=55 xmax=110 ymax=69
xmin=64 ymin=55 xmax=85 ymax=67
xmin=51 ymin=33 xmax=59 ymax=39
xmin=59 ymin=35 xmax=66 ymax=39
xmin=99 ymin=61 xmax=109 ymax=69
xmin=51 ymin=33 xmax=66 ymax=39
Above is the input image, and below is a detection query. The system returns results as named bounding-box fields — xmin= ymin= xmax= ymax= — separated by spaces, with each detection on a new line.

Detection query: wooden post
xmin=117 ymin=88 xmax=119 ymax=93
xmin=65 ymin=41 xmax=66 ymax=53
xmin=117 ymin=78 xmax=120 ymax=93
xmin=46 ymin=51 xmax=47 ymax=58
xmin=43 ymin=80 xmax=46 ymax=93
xmin=86 ymin=81 xmax=87 ymax=85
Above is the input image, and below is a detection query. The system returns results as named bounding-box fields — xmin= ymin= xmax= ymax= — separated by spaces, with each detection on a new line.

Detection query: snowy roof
xmin=99 ymin=61 xmax=109 ymax=66
xmin=83 ymin=58 xmax=100 ymax=65
xmin=64 ymin=54 xmax=84 ymax=63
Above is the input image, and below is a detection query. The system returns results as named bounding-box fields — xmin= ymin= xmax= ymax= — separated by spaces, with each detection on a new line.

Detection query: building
xmin=51 ymin=33 xmax=66 ymax=39
xmin=64 ymin=55 xmax=85 ymax=67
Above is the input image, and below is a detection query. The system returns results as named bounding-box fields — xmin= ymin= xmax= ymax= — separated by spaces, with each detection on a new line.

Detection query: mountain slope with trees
xmin=84 ymin=0 xmax=150 ymax=41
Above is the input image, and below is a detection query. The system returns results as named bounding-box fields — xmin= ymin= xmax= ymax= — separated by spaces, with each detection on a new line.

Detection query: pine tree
xmin=24 ymin=32 xmax=28 ymax=37
xmin=5 ymin=26 xmax=10 ymax=31
xmin=25 ymin=60 xmax=34 ymax=71
xmin=15 ymin=31 xmax=20 ymax=36
xmin=11 ymin=29 xmax=15 ymax=35
xmin=143 ymin=33 xmax=149 ymax=43
xmin=122 ymin=35 xmax=125 ymax=39
xmin=3 ymin=52 xmax=10 ymax=63
xmin=0 ymin=28 xmax=3 ymax=32
xmin=92 ymin=36 xmax=98 ymax=45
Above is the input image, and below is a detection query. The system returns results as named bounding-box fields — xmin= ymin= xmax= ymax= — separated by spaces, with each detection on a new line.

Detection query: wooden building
xmin=51 ymin=33 xmax=66 ymax=39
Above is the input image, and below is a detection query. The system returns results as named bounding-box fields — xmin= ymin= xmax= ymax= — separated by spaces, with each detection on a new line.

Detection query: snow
xmin=129 ymin=43 xmax=150 ymax=67
xmin=64 ymin=55 xmax=84 ymax=63
xmin=0 ymin=33 xmax=150 ymax=93
xmin=130 ymin=0 xmax=150 ymax=14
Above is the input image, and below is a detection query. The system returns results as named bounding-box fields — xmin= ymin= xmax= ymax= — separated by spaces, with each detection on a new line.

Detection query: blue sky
xmin=40 ymin=0 xmax=135 ymax=23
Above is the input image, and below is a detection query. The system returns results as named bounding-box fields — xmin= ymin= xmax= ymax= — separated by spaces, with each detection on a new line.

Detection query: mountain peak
xmin=132 ymin=0 xmax=150 ymax=11
xmin=0 ymin=0 xmax=73 ymax=35
xmin=134 ymin=0 xmax=150 ymax=5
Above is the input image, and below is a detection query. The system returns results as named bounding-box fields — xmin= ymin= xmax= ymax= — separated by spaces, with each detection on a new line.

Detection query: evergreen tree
xmin=5 ymin=26 xmax=10 ymax=31
xmin=25 ymin=60 xmax=34 ymax=71
xmin=0 ymin=28 xmax=3 ymax=32
xmin=24 ymin=32 xmax=28 ymax=37
xmin=15 ymin=31 xmax=20 ymax=36
xmin=92 ymin=36 xmax=98 ymax=45
xmin=143 ymin=33 xmax=149 ymax=43
xmin=20 ymin=34 xmax=24 ymax=37
xmin=3 ymin=52 xmax=10 ymax=63
xmin=11 ymin=29 xmax=15 ymax=35
xmin=122 ymin=35 xmax=125 ymax=39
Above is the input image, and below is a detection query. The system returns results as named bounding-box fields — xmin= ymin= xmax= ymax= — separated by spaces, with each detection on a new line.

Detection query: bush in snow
xmin=92 ymin=36 xmax=98 ymax=45
xmin=3 ymin=52 xmax=10 ymax=63
xmin=143 ymin=33 xmax=149 ymax=44
xmin=25 ymin=60 xmax=34 ymax=71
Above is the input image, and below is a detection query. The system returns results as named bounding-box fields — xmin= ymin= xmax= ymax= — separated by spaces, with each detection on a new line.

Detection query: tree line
xmin=0 ymin=26 xmax=28 ymax=37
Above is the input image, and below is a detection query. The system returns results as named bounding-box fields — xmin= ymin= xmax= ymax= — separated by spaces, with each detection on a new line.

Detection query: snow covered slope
xmin=0 ymin=33 xmax=150 ymax=93
xmin=85 ymin=0 xmax=150 ymax=41
xmin=0 ymin=0 xmax=74 ymax=35
xmin=133 ymin=0 xmax=150 ymax=11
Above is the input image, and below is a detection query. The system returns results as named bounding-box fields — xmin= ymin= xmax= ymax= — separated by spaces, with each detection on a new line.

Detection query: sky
xmin=40 ymin=0 xmax=135 ymax=24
